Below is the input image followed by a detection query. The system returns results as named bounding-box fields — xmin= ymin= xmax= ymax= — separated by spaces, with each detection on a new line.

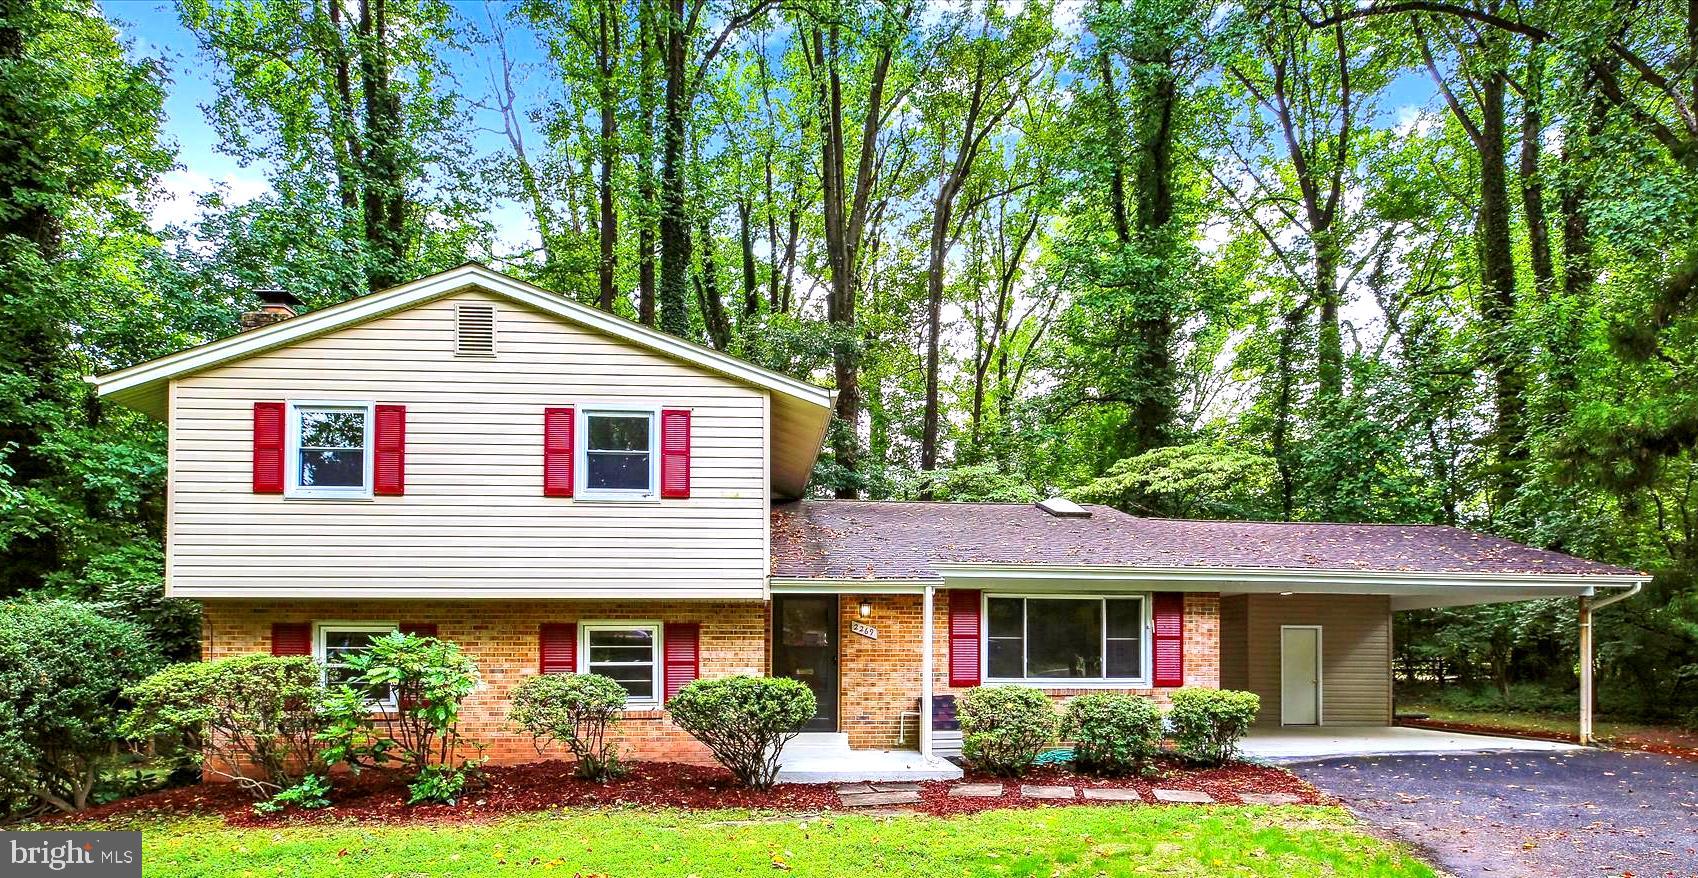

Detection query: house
xmin=92 ymin=264 xmax=1647 ymax=778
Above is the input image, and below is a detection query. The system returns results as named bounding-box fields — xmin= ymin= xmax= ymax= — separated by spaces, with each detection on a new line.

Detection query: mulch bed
xmin=1398 ymin=717 xmax=1698 ymax=761
xmin=58 ymin=758 xmax=1320 ymax=827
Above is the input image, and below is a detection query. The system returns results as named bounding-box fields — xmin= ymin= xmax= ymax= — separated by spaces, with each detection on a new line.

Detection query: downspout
xmin=1579 ymin=581 xmax=1644 ymax=745
xmin=921 ymin=585 xmax=935 ymax=758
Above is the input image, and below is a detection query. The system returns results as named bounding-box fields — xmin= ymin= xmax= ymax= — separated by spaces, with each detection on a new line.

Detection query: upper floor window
xmin=580 ymin=408 xmax=657 ymax=499
xmin=289 ymin=402 xmax=373 ymax=498
xmin=985 ymin=595 xmax=1147 ymax=684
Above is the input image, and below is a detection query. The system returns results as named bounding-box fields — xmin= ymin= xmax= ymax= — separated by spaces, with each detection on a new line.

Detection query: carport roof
xmin=770 ymin=500 xmax=1644 ymax=582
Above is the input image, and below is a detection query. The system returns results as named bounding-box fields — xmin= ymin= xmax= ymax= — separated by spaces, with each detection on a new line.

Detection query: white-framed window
xmin=984 ymin=595 xmax=1149 ymax=685
xmin=315 ymin=622 xmax=398 ymax=707
xmin=580 ymin=621 xmax=662 ymax=706
xmin=287 ymin=401 xmax=374 ymax=499
xmin=577 ymin=406 xmax=659 ymax=500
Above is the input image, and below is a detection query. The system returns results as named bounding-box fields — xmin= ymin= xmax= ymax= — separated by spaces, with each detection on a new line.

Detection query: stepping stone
xmin=834 ymin=783 xmax=875 ymax=795
xmin=1081 ymin=788 xmax=1142 ymax=802
xmin=870 ymin=782 xmax=921 ymax=792
xmin=839 ymin=790 xmax=922 ymax=807
xmin=1238 ymin=792 xmax=1301 ymax=805
xmin=1019 ymin=785 xmax=1076 ymax=800
xmin=948 ymin=783 xmax=1004 ymax=798
xmin=1152 ymin=789 xmax=1214 ymax=803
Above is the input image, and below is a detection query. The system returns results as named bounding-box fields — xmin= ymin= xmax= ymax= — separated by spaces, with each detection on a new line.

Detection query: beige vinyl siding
xmin=168 ymin=289 xmax=769 ymax=599
xmin=1219 ymin=594 xmax=1248 ymax=691
xmin=1232 ymin=593 xmax=1391 ymax=726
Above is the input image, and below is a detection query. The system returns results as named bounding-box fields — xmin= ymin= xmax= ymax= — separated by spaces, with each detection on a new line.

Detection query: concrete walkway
xmin=776 ymin=733 xmax=963 ymax=783
xmin=1241 ymin=725 xmax=1580 ymax=764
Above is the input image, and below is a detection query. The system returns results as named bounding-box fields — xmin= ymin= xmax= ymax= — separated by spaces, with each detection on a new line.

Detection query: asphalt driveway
xmin=1292 ymin=748 xmax=1698 ymax=878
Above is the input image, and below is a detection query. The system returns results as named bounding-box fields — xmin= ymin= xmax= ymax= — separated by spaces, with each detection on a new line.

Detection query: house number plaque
xmin=850 ymin=621 xmax=878 ymax=640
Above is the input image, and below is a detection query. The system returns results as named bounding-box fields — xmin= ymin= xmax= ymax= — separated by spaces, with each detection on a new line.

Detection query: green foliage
xmin=253 ymin=773 xmax=332 ymax=814
xmin=1060 ymin=693 xmax=1163 ymax=777
xmin=665 ymin=676 xmax=816 ymax=790
xmin=508 ymin=673 xmax=629 ymax=782
xmin=1166 ymin=689 xmax=1260 ymax=766
xmin=319 ymin=633 xmax=481 ymax=783
xmin=0 ymin=600 xmax=162 ymax=814
xmin=956 ymin=685 xmax=1059 ymax=777
xmin=1073 ymin=442 xmax=1279 ymax=519
xmin=121 ymin=654 xmax=327 ymax=799
xmin=406 ymin=764 xmax=471 ymax=806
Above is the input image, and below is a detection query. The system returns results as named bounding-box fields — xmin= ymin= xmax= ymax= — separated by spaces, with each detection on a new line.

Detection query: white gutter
xmin=1579 ymin=581 xmax=1644 ymax=745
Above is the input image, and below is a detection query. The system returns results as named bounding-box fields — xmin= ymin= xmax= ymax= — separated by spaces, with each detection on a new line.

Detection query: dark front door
xmin=772 ymin=594 xmax=838 ymax=732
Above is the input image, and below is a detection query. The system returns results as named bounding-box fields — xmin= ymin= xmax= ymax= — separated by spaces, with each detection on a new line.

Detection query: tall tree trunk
xmin=738 ymin=197 xmax=757 ymax=315
xmin=357 ymin=0 xmax=406 ymax=290
xmin=1128 ymin=50 xmax=1181 ymax=452
xmin=696 ymin=212 xmax=730 ymax=349
xmin=636 ymin=0 xmax=658 ymax=325
xmin=1478 ymin=69 xmax=1525 ymax=511
xmin=1520 ymin=46 xmax=1555 ymax=301
xmin=595 ymin=0 xmax=620 ymax=312
xmin=657 ymin=0 xmax=690 ymax=336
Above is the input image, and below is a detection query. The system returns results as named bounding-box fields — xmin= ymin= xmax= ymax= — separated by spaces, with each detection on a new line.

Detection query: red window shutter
xmin=1152 ymin=592 xmax=1185 ymax=688
xmin=253 ymin=402 xmax=286 ymax=493
xmin=539 ymin=623 xmax=576 ymax=674
xmin=271 ymin=622 xmax=312 ymax=657
xmin=542 ymin=407 xmax=574 ymax=497
xmin=660 ymin=409 xmax=690 ymax=499
xmin=399 ymin=623 xmax=436 ymax=638
xmin=662 ymin=622 xmax=700 ymax=701
xmin=374 ymin=404 xmax=406 ymax=495
xmin=948 ymin=590 xmax=982 ymax=688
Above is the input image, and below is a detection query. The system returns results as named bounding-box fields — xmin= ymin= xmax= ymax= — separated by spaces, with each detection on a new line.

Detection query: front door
xmin=1281 ymin=625 xmax=1322 ymax=725
xmin=772 ymin=594 xmax=838 ymax=732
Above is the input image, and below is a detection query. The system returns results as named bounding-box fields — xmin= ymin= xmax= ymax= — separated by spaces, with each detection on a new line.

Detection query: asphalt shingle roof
xmin=770 ymin=500 xmax=1640 ymax=580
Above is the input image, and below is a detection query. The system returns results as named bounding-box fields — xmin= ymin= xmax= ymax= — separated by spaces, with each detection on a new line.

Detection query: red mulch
xmin=1398 ymin=718 xmax=1698 ymax=761
xmin=57 ymin=758 xmax=1320 ymax=826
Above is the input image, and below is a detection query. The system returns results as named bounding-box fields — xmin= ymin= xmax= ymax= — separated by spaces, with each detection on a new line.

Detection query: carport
xmin=1240 ymin=724 xmax=1580 ymax=763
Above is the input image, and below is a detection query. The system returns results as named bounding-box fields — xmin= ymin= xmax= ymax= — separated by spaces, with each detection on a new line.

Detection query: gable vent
xmin=455 ymin=303 xmax=496 ymax=357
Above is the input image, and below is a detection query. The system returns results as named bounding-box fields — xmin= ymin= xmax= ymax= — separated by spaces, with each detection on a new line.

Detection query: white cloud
xmin=148 ymin=168 xmax=272 ymax=230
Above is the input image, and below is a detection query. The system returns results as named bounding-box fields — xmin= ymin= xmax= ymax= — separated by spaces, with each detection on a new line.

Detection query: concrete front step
xmin=776 ymin=746 xmax=963 ymax=784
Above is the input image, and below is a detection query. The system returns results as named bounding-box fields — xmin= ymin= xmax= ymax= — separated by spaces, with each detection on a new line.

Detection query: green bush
xmin=0 ymin=600 xmax=162 ymax=815
xmin=253 ymin=773 xmax=332 ymax=814
xmin=1167 ymin=688 xmax=1260 ymax=766
xmin=957 ymin=685 xmax=1058 ymax=777
xmin=666 ymin=676 xmax=816 ymax=789
xmin=1060 ymin=693 xmax=1163 ymax=776
xmin=407 ymin=764 xmax=469 ymax=806
xmin=319 ymin=632 xmax=482 ymax=801
xmin=509 ymin=673 xmax=629 ymax=781
xmin=122 ymin=654 xmax=328 ymax=799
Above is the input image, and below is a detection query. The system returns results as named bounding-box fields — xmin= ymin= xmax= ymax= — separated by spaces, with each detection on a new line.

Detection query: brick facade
xmin=200 ymin=598 xmax=768 ymax=765
xmin=201 ymin=590 xmax=1224 ymax=764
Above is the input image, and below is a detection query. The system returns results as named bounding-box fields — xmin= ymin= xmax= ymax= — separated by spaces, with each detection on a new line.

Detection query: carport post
xmin=1579 ymin=595 xmax=1593 ymax=745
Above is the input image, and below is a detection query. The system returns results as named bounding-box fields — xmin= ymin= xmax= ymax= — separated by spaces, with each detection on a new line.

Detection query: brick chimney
xmin=241 ymin=287 xmax=303 ymax=330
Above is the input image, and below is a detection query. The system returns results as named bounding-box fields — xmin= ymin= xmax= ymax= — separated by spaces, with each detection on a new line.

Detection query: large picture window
xmin=985 ymin=596 xmax=1147 ymax=683
xmin=580 ymin=409 xmax=657 ymax=499
xmin=582 ymin=622 xmax=661 ymax=705
xmin=288 ymin=402 xmax=373 ymax=498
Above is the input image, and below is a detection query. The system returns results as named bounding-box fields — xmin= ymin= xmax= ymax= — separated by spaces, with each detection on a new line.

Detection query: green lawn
xmin=107 ymin=806 xmax=1434 ymax=878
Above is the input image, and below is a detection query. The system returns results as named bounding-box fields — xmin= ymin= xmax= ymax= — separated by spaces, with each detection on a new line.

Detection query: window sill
xmin=572 ymin=494 xmax=661 ymax=504
xmin=284 ymin=493 xmax=376 ymax=502
xmin=982 ymin=679 xmax=1153 ymax=690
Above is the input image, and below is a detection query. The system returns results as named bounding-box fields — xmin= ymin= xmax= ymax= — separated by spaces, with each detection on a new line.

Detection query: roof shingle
xmin=770 ymin=500 xmax=1640 ymax=580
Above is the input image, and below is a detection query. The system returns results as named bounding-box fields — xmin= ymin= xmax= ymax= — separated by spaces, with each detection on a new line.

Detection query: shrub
xmin=509 ymin=673 xmax=628 ymax=781
xmin=253 ymin=773 xmax=332 ymax=814
xmin=666 ymin=676 xmax=815 ymax=790
xmin=122 ymin=654 xmax=327 ymax=799
xmin=319 ymin=633 xmax=482 ymax=802
xmin=1061 ymin=693 xmax=1163 ymax=776
xmin=0 ymin=600 xmax=162 ymax=814
xmin=957 ymin=685 xmax=1058 ymax=777
xmin=1167 ymin=688 xmax=1260 ymax=766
